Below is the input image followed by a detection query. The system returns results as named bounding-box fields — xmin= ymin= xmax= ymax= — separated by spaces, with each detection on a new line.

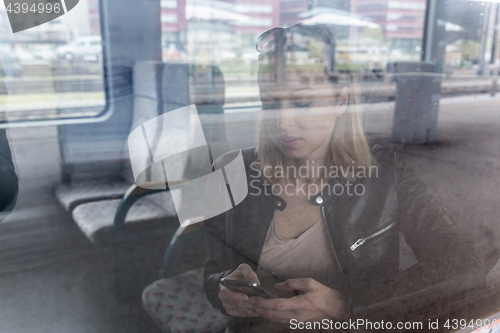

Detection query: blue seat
xmin=68 ymin=63 xmax=227 ymax=245
xmin=55 ymin=61 xmax=165 ymax=214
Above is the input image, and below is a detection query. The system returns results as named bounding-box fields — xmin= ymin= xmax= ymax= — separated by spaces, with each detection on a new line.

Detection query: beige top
xmin=257 ymin=212 xmax=341 ymax=290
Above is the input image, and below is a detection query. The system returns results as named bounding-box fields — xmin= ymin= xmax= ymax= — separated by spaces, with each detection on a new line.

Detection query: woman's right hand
xmin=219 ymin=263 xmax=261 ymax=317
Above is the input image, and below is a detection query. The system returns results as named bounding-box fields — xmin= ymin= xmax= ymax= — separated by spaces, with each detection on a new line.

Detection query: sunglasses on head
xmin=256 ymin=27 xmax=286 ymax=53
xmin=256 ymin=25 xmax=334 ymax=53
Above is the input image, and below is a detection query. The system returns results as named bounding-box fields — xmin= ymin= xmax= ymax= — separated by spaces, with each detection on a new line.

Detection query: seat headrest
xmin=162 ymin=63 xmax=225 ymax=114
xmin=133 ymin=61 xmax=165 ymax=99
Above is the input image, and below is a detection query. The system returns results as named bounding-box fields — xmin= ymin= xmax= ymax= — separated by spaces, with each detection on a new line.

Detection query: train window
xmin=160 ymin=0 xmax=427 ymax=112
xmin=158 ymin=0 xmax=500 ymax=331
xmin=0 ymin=0 xmax=107 ymax=127
xmin=1 ymin=0 xmax=500 ymax=332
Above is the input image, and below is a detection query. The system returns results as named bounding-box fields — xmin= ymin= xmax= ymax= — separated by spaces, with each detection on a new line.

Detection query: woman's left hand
xmin=250 ymin=278 xmax=352 ymax=324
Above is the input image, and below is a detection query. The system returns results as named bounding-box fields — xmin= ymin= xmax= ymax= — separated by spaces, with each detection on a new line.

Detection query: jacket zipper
xmin=350 ymin=222 xmax=395 ymax=251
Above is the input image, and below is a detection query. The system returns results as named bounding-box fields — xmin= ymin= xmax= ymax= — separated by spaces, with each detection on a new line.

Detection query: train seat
xmin=55 ymin=61 xmax=165 ymax=212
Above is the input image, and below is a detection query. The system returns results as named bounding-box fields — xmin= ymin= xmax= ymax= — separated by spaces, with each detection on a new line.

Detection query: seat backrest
xmin=121 ymin=61 xmax=165 ymax=184
xmin=166 ymin=63 xmax=229 ymax=167
xmin=163 ymin=63 xmax=226 ymax=141
xmin=131 ymin=61 xmax=165 ymax=127
xmin=58 ymin=65 xmax=134 ymax=183
xmin=127 ymin=63 xmax=229 ymax=189
xmin=161 ymin=63 xmax=232 ymax=226
xmin=190 ymin=64 xmax=227 ymax=146
xmin=190 ymin=64 xmax=225 ymax=114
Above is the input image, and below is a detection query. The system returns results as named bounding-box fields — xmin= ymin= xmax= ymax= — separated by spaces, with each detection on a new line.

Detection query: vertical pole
xmin=479 ymin=3 xmax=491 ymax=76
xmin=484 ymin=2 xmax=497 ymax=71
xmin=491 ymin=5 xmax=500 ymax=95
xmin=422 ymin=0 xmax=437 ymax=62
xmin=349 ymin=0 xmax=358 ymax=51
xmin=490 ymin=4 xmax=500 ymax=64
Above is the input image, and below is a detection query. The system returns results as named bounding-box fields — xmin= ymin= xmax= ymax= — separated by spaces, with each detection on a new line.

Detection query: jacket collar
xmin=259 ymin=177 xmax=338 ymax=210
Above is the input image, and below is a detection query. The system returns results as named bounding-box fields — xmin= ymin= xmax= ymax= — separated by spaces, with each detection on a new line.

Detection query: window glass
xmin=156 ymin=0 xmax=500 ymax=330
xmin=161 ymin=0 xmax=428 ymax=111
xmin=0 ymin=0 xmax=105 ymax=124
xmin=1 ymin=0 xmax=500 ymax=332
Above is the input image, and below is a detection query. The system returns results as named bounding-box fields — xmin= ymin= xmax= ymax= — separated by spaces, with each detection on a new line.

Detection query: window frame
xmin=0 ymin=0 xmax=113 ymax=129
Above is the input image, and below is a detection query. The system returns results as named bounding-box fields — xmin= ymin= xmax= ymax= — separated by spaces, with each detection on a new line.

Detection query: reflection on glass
xmin=0 ymin=0 xmax=104 ymax=123
xmin=2 ymin=1 xmax=500 ymax=332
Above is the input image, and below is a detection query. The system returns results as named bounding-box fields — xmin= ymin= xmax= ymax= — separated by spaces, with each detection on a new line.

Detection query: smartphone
xmin=220 ymin=278 xmax=278 ymax=298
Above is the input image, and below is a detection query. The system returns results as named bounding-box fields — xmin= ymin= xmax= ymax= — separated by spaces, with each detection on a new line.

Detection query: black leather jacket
xmin=203 ymin=145 xmax=485 ymax=328
xmin=0 ymin=129 xmax=18 ymax=221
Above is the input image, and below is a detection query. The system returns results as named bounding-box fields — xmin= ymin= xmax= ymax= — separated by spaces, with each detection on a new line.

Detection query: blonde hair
xmin=256 ymin=50 xmax=375 ymax=186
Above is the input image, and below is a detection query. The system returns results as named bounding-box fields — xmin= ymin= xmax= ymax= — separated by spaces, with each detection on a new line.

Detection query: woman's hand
xmin=219 ymin=263 xmax=261 ymax=317
xmin=250 ymin=278 xmax=352 ymax=324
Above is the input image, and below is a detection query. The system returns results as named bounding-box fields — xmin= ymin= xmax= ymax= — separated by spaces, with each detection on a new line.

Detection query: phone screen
xmin=220 ymin=278 xmax=278 ymax=298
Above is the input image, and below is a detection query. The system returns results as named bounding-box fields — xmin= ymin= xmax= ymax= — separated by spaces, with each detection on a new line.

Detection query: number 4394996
xmin=6 ymin=2 xmax=61 ymax=14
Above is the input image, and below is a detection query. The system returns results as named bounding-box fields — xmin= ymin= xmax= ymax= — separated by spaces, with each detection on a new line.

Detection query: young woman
xmin=203 ymin=24 xmax=485 ymax=332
